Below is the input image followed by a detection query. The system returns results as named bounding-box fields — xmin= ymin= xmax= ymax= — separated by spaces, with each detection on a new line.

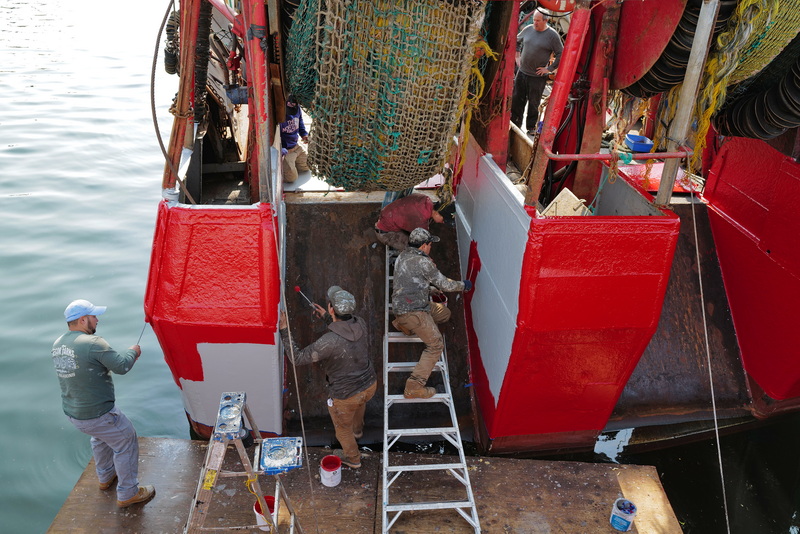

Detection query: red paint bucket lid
xmin=321 ymin=455 xmax=342 ymax=472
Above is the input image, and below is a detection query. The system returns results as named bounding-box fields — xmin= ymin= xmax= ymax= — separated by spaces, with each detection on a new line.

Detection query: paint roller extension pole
xmin=294 ymin=285 xmax=314 ymax=306
xmin=136 ymin=322 xmax=148 ymax=345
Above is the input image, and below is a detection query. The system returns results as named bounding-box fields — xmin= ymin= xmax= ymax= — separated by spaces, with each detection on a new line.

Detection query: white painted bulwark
xmin=456 ymin=137 xmax=530 ymax=402
xmin=179 ymin=338 xmax=284 ymax=434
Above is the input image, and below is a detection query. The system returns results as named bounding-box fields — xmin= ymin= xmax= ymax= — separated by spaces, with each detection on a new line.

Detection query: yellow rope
xmin=690 ymin=0 xmax=778 ymax=171
xmin=444 ymin=38 xmax=496 ymax=208
xmin=604 ymin=91 xmax=650 ymax=183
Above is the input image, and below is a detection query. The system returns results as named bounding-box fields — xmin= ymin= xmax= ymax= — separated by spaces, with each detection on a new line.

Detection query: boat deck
xmin=48 ymin=437 xmax=682 ymax=533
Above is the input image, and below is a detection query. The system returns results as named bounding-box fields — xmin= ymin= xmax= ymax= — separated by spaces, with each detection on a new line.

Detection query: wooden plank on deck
xmin=49 ymin=437 xmax=682 ymax=533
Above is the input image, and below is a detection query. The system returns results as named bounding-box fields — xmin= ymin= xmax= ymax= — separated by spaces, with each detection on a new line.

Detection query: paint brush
xmin=294 ymin=286 xmax=314 ymax=306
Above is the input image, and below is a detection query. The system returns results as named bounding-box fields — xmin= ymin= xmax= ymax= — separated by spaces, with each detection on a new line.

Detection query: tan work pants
xmin=327 ymin=381 xmax=377 ymax=465
xmin=282 ymin=144 xmax=309 ymax=183
xmin=374 ymin=229 xmax=409 ymax=251
xmin=393 ymin=302 xmax=450 ymax=383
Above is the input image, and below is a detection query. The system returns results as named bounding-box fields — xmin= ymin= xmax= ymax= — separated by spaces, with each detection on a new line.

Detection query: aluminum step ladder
xmin=184 ymin=392 xmax=304 ymax=534
xmin=381 ymin=247 xmax=481 ymax=533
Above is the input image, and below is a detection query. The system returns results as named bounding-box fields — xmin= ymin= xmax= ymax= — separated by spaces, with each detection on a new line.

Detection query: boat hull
xmin=144 ymin=201 xmax=284 ymax=439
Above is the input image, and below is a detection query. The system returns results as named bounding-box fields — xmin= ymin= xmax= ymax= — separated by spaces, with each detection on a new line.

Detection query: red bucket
xmin=254 ymin=496 xmax=276 ymax=531
xmin=320 ymin=455 xmax=342 ymax=487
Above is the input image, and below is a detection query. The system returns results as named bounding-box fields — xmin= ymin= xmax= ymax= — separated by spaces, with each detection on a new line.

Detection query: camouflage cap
xmin=408 ymin=227 xmax=441 ymax=246
xmin=326 ymin=285 xmax=343 ymax=303
xmin=330 ymin=289 xmax=356 ymax=315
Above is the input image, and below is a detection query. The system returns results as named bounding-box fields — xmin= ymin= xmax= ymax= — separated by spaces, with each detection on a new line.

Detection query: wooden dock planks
xmin=48 ymin=437 xmax=682 ymax=533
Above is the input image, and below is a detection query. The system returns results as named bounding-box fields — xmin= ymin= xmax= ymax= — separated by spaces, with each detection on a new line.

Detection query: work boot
xmin=117 ymin=485 xmax=156 ymax=508
xmin=333 ymin=449 xmax=361 ymax=468
xmin=98 ymin=473 xmax=117 ymax=491
xmin=404 ymin=376 xmax=435 ymax=399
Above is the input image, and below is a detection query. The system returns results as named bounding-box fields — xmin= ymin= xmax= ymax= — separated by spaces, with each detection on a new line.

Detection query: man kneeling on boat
xmin=279 ymin=286 xmax=376 ymax=469
xmin=373 ymin=193 xmax=445 ymax=251
xmin=392 ymin=228 xmax=472 ymax=398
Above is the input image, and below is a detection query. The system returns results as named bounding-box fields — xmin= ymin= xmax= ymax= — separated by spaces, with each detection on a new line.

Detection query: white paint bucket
xmin=320 ymin=455 xmax=342 ymax=487
xmin=253 ymin=496 xmax=275 ymax=531
xmin=609 ymin=498 xmax=637 ymax=531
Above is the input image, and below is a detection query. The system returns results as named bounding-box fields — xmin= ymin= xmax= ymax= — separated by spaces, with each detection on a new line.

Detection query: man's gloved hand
xmin=463 ymin=280 xmax=473 ymax=292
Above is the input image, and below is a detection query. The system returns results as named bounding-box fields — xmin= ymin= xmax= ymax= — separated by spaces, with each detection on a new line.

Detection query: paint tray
xmin=258 ymin=437 xmax=303 ymax=474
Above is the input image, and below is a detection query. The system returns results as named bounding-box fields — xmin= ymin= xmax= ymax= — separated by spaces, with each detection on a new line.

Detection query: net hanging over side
xmin=286 ymin=0 xmax=486 ymax=192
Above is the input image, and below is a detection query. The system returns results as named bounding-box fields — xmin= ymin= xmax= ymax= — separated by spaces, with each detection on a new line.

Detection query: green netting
xmin=286 ymin=0 xmax=486 ymax=192
xmin=285 ymin=0 xmax=320 ymax=108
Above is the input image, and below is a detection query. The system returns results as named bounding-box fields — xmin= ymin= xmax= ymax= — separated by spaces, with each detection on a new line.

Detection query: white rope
xmin=690 ymin=188 xmax=731 ymax=534
xmin=276 ymin=253 xmax=322 ymax=534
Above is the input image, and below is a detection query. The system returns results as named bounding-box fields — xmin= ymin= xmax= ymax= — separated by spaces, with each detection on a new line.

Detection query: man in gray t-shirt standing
xmin=52 ymin=299 xmax=155 ymax=508
xmin=511 ymin=11 xmax=563 ymax=134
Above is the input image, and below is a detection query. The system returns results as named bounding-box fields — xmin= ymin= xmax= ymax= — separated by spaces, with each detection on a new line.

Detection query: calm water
xmin=0 ymin=1 xmax=184 ymax=532
xmin=2 ymin=1 xmax=800 ymax=533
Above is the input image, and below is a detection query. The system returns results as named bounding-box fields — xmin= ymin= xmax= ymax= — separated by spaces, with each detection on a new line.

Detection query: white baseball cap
xmin=64 ymin=299 xmax=107 ymax=322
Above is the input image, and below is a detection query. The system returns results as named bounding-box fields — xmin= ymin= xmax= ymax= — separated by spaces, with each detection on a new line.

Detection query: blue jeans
xmin=68 ymin=406 xmax=140 ymax=500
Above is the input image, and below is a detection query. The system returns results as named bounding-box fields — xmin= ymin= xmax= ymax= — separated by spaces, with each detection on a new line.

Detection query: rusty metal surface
xmin=611 ymin=202 xmax=750 ymax=426
xmin=282 ymin=198 xmax=471 ymax=442
xmin=574 ymin=2 xmax=622 ymax=201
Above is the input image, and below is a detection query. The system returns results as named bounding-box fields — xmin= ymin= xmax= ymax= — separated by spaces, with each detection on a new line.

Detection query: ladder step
xmin=386 ymin=393 xmax=450 ymax=403
xmin=385 ymin=501 xmax=475 ymax=512
xmin=386 ymin=462 xmax=465 ymax=473
xmin=386 ymin=361 xmax=443 ymax=372
xmin=386 ymin=427 xmax=458 ymax=437
xmin=387 ymin=332 xmax=423 ymax=343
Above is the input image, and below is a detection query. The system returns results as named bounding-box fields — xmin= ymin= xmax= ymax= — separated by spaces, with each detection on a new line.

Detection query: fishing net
xmin=726 ymin=0 xmax=800 ymax=85
xmin=688 ymin=0 xmax=778 ymax=169
xmin=285 ymin=0 xmax=487 ymax=191
xmin=649 ymin=0 xmax=800 ymax=168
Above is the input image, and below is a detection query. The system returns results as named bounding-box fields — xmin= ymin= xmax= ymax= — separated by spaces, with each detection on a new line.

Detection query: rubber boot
xmin=404 ymin=375 xmax=435 ymax=399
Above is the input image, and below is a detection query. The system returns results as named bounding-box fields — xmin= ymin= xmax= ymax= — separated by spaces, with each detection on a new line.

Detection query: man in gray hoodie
xmin=279 ymin=286 xmax=376 ymax=468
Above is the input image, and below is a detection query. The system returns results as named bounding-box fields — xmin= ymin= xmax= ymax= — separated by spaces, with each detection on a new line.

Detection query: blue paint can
xmin=609 ymin=498 xmax=637 ymax=531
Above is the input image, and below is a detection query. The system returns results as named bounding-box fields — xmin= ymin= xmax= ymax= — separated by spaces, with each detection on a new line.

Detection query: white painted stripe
xmin=456 ymin=139 xmax=530 ymax=403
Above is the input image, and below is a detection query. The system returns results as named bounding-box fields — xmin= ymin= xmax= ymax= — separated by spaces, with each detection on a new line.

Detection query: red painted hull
xmin=704 ymin=137 xmax=800 ymax=402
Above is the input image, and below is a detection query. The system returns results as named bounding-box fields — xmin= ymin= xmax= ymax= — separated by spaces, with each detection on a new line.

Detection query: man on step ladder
xmin=391 ymin=228 xmax=473 ymax=399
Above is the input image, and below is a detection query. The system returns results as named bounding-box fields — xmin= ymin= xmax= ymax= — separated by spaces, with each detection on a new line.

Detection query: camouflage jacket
xmin=280 ymin=316 xmax=376 ymax=399
xmin=391 ymin=247 xmax=464 ymax=316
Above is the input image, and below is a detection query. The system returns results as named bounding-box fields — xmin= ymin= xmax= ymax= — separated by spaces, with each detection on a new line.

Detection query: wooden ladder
xmin=184 ymin=392 xmax=304 ymax=534
xmin=381 ymin=247 xmax=481 ymax=533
